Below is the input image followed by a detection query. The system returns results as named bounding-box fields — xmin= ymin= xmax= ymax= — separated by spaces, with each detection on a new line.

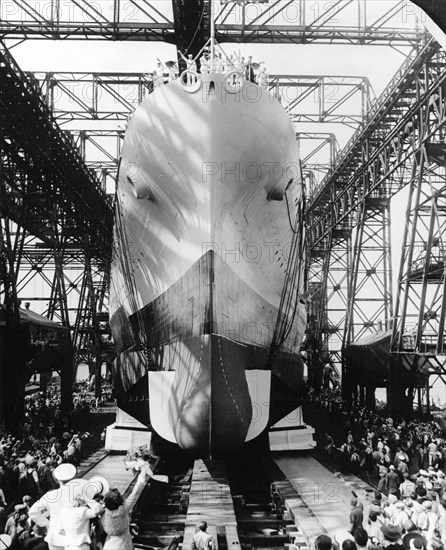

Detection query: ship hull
xmin=109 ymin=71 xmax=307 ymax=457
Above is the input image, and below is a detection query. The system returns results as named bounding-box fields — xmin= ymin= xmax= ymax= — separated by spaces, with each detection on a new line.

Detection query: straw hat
xmin=402 ymin=532 xmax=427 ymax=550
xmin=83 ymin=475 xmax=110 ymax=501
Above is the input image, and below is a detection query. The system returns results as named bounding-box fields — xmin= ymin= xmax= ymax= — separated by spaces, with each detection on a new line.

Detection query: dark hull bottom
xmin=115 ymin=335 xmax=305 ymax=457
xmin=111 ymin=251 xmax=306 ymax=457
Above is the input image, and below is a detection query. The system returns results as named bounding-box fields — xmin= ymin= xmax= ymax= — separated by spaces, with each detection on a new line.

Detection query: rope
xmin=113 ymin=192 xmax=155 ymax=370
xmin=266 ymin=163 xmax=307 ymax=367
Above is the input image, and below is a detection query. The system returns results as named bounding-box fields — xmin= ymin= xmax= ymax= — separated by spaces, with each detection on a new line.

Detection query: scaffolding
xmin=0 ymin=43 xmax=113 ymax=427
xmin=305 ymin=37 xmax=446 ymax=411
xmin=1 ymin=0 xmax=445 ymax=418
xmin=0 ymin=0 xmax=426 ymax=47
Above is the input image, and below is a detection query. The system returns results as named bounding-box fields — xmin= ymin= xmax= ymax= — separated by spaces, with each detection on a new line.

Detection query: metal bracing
xmin=324 ymin=235 xmax=351 ymax=373
xmin=28 ymin=71 xmax=370 ymax=125
xmin=343 ymin=198 xmax=393 ymax=347
xmin=28 ymin=72 xmax=154 ymax=123
xmin=304 ymin=224 xmax=351 ymax=385
xmin=271 ymin=75 xmax=371 ymax=128
xmin=215 ymin=0 xmax=424 ymax=46
xmin=0 ymin=42 xmax=114 ymax=402
xmin=0 ymin=45 xmax=113 ymax=258
xmin=0 ymin=0 xmax=175 ymax=41
xmin=305 ymin=37 xmax=446 ymax=387
xmin=23 ymin=73 xmax=362 ymax=193
xmin=391 ymin=144 xmax=446 ymax=365
xmin=0 ymin=0 xmax=423 ymax=45
xmin=70 ymin=129 xmax=123 ymax=192
xmin=11 ymin=238 xmax=112 ymax=362
xmin=307 ymin=38 xmax=443 ymax=248
xmin=26 ymin=73 xmax=361 ymax=194
xmin=298 ymin=133 xmax=340 ymax=191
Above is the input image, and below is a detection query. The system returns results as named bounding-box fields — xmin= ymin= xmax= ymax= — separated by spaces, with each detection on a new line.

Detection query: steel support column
xmin=306 ymin=39 xmax=446 ymax=395
xmin=343 ymin=198 xmax=393 ymax=344
xmin=0 ymin=213 xmax=28 ymax=432
xmin=390 ymin=143 xmax=446 ymax=414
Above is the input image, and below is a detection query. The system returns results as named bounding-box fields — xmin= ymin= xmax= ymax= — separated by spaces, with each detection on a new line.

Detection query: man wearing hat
xmin=28 ymin=463 xmax=82 ymax=550
xmin=380 ymin=524 xmax=403 ymax=550
xmin=402 ymin=532 xmax=427 ymax=550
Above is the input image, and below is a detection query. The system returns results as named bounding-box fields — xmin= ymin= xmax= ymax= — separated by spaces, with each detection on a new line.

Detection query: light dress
xmin=101 ymin=479 xmax=146 ymax=550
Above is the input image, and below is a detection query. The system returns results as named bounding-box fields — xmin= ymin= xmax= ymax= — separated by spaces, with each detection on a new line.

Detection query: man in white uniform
xmin=28 ymin=463 xmax=83 ymax=550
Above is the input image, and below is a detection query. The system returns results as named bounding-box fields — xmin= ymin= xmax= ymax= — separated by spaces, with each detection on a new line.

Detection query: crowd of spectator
xmin=311 ymin=462 xmax=446 ymax=550
xmin=312 ymin=387 xmax=445 ymax=479
xmin=0 ymin=379 xmax=113 ymax=547
xmin=310 ymin=386 xmax=446 ymax=550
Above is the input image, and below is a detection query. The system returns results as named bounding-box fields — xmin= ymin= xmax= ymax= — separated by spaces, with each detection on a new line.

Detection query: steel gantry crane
xmin=0 ymin=0 xmax=444 ymax=423
xmin=0 ymin=43 xmax=113 ymax=428
xmin=306 ymin=36 xmax=446 ymax=415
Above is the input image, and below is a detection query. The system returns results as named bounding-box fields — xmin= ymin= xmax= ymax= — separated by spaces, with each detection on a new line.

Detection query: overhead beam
xmin=0 ymin=0 xmax=424 ymax=45
xmin=27 ymin=71 xmax=370 ymax=126
xmin=0 ymin=45 xmax=113 ymax=260
xmin=306 ymin=38 xmax=443 ymax=252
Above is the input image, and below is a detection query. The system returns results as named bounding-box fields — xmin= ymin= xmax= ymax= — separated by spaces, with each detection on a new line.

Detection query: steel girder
xmin=390 ymin=144 xmax=446 ymax=373
xmin=298 ymin=133 xmax=339 ymax=191
xmin=0 ymin=42 xmax=113 ymax=394
xmin=0 ymin=0 xmax=175 ymax=41
xmin=0 ymin=0 xmax=424 ymax=45
xmin=0 ymin=45 xmax=113 ymax=259
xmin=305 ymin=37 xmax=446 ymax=388
xmin=270 ymin=75 xmax=371 ymax=128
xmin=303 ymin=229 xmax=350 ymax=387
xmin=26 ymin=72 xmax=365 ymax=192
xmin=343 ymin=198 xmax=393 ymax=346
xmin=27 ymin=71 xmax=370 ymax=125
xmin=215 ymin=0 xmax=424 ymax=46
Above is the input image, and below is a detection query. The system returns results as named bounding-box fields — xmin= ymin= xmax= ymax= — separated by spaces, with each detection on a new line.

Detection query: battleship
xmin=109 ymin=50 xmax=308 ymax=457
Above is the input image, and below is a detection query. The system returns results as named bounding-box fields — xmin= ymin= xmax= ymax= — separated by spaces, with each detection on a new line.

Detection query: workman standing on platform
xmin=28 ymin=464 xmax=82 ymax=550
xmin=191 ymin=521 xmax=215 ymax=550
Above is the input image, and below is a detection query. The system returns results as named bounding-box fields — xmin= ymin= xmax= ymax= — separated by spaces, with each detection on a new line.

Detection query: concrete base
xmin=269 ymin=407 xmax=316 ymax=451
xmin=104 ymin=408 xmax=152 ymax=452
